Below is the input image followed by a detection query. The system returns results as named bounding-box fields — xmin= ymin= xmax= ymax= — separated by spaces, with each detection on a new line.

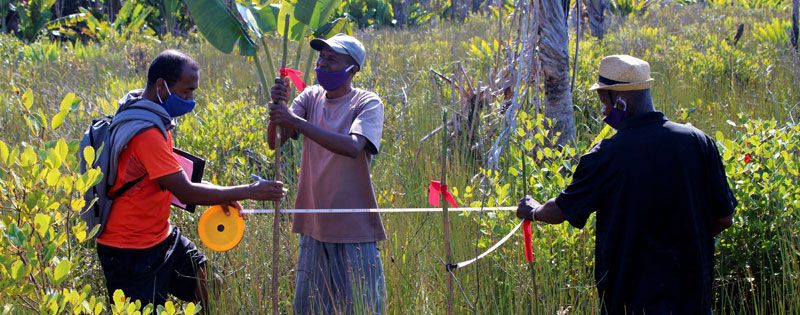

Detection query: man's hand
xmin=247 ymin=180 xmax=286 ymax=201
xmin=516 ymin=195 xmax=542 ymax=221
xmin=270 ymin=77 xmax=290 ymax=104
xmin=269 ymin=102 xmax=302 ymax=129
xmin=222 ymin=201 xmax=245 ymax=220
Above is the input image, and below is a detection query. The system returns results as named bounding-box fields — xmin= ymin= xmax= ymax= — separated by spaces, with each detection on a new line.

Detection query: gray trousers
xmin=294 ymin=235 xmax=386 ymax=315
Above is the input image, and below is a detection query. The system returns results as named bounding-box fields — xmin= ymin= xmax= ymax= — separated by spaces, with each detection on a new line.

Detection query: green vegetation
xmin=0 ymin=1 xmax=798 ymax=314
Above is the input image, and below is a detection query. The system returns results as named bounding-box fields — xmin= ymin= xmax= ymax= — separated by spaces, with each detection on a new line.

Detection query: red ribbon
xmin=522 ymin=220 xmax=534 ymax=263
xmin=427 ymin=181 xmax=459 ymax=208
xmin=279 ymin=68 xmax=306 ymax=92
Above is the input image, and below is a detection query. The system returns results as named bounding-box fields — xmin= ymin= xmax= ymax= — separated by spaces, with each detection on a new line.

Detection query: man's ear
xmin=615 ymin=96 xmax=628 ymax=110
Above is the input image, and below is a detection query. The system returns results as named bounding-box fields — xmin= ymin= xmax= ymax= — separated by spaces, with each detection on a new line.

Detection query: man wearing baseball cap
xmin=516 ymin=55 xmax=737 ymax=314
xmin=268 ymin=33 xmax=386 ymax=314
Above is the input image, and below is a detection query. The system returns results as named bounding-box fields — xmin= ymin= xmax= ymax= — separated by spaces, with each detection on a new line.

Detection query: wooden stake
xmin=443 ymin=75 xmax=456 ymax=315
xmin=270 ymin=14 xmax=291 ymax=315
xmin=520 ymin=142 xmax=538 ymax=311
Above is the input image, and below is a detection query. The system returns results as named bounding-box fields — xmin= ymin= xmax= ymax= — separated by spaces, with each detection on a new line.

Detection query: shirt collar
xmin=617 ymin=111 xmax=667 ymax=131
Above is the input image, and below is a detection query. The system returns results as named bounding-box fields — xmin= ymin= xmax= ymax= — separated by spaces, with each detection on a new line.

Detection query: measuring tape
xmin=198 ymin=205 xmax=529 ymax=272
xmin=240 ymin=206 xmax=517 ymax=214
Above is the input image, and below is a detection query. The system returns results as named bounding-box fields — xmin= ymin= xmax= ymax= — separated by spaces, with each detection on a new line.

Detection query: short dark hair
xmin=146 ymin=50 xmax=199 ymax=88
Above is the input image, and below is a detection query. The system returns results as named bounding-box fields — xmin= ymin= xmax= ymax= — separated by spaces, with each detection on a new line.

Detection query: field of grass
xmin=0 ymin=3 xmax=798 ymax=314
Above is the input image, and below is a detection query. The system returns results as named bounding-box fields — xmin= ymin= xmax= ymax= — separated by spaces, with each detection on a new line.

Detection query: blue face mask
xmin=315 ymin=65 xmax=354 ymax=91
xmin=157 ymin=82 xmax=196 ymax=117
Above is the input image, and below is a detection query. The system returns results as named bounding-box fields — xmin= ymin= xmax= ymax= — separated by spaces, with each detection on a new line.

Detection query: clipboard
xmin=172 ymin=148 xmax=205 ymax=213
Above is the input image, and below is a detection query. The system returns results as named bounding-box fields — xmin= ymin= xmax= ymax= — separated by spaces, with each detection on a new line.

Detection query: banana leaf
xmin=293 ymin=0 xmax=341 ymax=30
xmin=313 ymin=16 xmax=354 ymax=38
xmin=277 ymin=0 xmax=307 ymax=41
xmin=185 ymin=0 xmax=257 ymax=56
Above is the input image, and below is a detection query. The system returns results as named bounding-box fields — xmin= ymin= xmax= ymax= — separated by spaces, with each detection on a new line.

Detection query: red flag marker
xmin=428 ymin=181 xmax=458 ymax=208
xmin=279 ymin=68 xmax=306 ymax=91
xmin=522 ymin=219 xmax=534 ymax=262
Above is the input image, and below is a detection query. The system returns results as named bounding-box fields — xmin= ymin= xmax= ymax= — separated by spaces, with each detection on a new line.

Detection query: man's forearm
xmin=174 ymin=182 xmax=253 ymax=206
xmin=712 ymin=215 xmax=733 ymax=236
xmin=293 ymin=119 xmax=364 ymax=158
xmin=534 ymin=198 xmax=567 ymax=224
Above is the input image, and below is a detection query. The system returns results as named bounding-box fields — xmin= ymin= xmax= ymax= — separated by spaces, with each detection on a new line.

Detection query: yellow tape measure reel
xmin=198 ymin=205 xmax=245 ymax=252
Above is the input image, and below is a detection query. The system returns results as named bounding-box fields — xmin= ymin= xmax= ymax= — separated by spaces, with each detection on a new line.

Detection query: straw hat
xmin=588 ymin=55 xmax=654 ymax=92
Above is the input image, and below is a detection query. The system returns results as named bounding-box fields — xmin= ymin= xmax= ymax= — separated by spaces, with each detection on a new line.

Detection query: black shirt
xmin=555 ymin=112 xmax=737 ymax=314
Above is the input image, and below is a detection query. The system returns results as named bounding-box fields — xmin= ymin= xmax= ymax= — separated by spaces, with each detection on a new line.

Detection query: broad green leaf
xmin=0 ymin=140 xmax=8 ymax=165
xmin=83 ymin=146 xmax=95 ymax=167
xmin=52 ymin=93 xmax=80 ymax=129
xmin=5 ymin=224 xmax=26 ymax=247
xmin=44 ymin=243 xmax=56 ymax=262
xmin=524 ymin=139 xmax=534 ymax=151
xmin=236 ymin=3 xmax=262 ymax=36
xmin=87 ymin=168 xmax=103 ymax=187
xmin=71 ymin=198 xmax=85 ymax=212
xmin=591 ymin=124 xmax=614 ymax=147
xmin=164 ymin=301 xmax=175 ymax=314
xmin=55 ymin=139 xmax=68 ymax=161
xmin=86 ymin=223 xmax=102 ymax=240
xmin=294 ymin=0 xmax=341 ymax=29
xmin=72 ymin=221 xmax=88 ymax=243
xmin=45 ymin=148 xmax=62 ymax=169
xmin=51 ymin=109 xmax=68 ymax=130
xmin=11 ymin=260 xmax=27 ymax=280
xmin=53 ymin=259 xmax=72 ymax=284
xmin=253 ymin=4 xmax=281 ymax=33
xmin=313 ymin=17 xmax=353 ymax=38
xmin=113 ymin=289 xmax=126 ymax=306
xmin=185 ymin=0 xmax=257 ymax=56
xmin=34 ymin=213 xmax=51 ymax=236
xmin=20 ymin=146 xmax=37 ymax=167
xmin=183 ymin=303 xmax=196 ymax=315
xmin=21 ymin=88 xmax=33 ymax=110
xmin=59 ymin=92 xmax=78 ymax=111
xmin=278 ymin=0 xmax=307 ymax=41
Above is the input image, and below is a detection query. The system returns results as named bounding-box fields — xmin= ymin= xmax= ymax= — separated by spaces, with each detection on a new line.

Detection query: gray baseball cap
xmin=310 ymin=33 xmax=366 ymax=70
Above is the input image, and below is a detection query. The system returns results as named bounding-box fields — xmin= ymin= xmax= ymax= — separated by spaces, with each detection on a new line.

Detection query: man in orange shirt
xmin=95 ymin=50 xmax=285 ymax=308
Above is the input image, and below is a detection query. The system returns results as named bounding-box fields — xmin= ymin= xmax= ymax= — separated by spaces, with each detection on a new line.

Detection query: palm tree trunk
xmin=586 ymin=0 xmax=607 ymax=39
xmin=540 ymin=0 xmax=576 ymax=144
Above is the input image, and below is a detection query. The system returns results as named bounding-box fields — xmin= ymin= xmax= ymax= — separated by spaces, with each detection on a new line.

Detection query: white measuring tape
xmin=239 ymin=206 xmax=526 ymax=271
xmin=240 ymin=206 xmax=517 ymax=214
xmin=447 ymin=220 xmax=523 ymax=271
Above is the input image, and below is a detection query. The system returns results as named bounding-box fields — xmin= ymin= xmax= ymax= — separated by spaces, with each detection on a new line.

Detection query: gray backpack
xmin=79 ymin=100 xmax=170 ymax=238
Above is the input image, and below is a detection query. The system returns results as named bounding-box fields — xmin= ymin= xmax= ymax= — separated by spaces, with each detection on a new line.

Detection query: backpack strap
xmin=107 ymin=174 xmax=146 ymax=199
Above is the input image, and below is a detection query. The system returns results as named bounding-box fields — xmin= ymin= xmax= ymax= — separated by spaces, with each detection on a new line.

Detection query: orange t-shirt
xmin=96 ymin=128 xmax=183 ymax=249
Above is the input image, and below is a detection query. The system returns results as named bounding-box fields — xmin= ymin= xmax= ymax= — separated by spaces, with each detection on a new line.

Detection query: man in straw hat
xmin=516 ymin=55 xmax=737 ymax=314
xmin=269 ymin=34 xmax=386 ymax=314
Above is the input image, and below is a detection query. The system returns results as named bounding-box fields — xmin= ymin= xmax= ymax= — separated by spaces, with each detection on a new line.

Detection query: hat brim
xmin=589 ymin=79 xmax=653 ymax=91
xmin=310 ymin=38 xmax=363 ymax=70
xmin=310 ymin=38 xmax=348 ymax=55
